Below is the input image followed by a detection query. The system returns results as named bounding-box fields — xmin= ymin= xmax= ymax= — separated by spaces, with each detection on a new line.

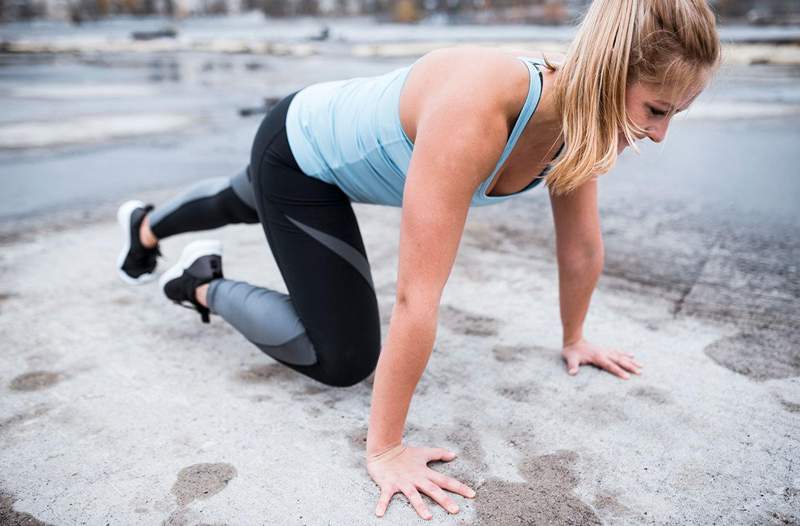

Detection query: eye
xmin=648 ymin=105 xmax=667 ymax=117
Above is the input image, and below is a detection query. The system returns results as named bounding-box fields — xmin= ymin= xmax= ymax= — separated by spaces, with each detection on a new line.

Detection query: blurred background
xmin=0 ymin=0 xmax=799 ymax=25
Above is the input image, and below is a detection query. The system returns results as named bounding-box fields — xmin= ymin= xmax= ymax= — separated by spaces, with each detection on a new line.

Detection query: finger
xmin=620 ymin=353 xmax=643 ymax=368
xmin=375 ymin=487 xmax=396 ymax=517
xmin=418 ymin=480 xmax=460 ymax=514
xmin=424 ymin=447 xmax=456 ymax=463
xmin=597 ymin=357 xmax=630 ymax=380
xmin=613 ymin=356 xmax=641 ymax=375
xmin=427 ymin=470 xmax=477 ymax=499
xmin=564 ymin=354 xmax=580 ymax=375
xmin=401 ymin=486 xmax=433 ymax=520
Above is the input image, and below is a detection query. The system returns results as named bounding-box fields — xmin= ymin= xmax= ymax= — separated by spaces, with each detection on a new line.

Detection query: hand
xmin=366 ymin=443 xmax=476 ymax=520
xmin=562 ymin=338 xmax=643 ymax=380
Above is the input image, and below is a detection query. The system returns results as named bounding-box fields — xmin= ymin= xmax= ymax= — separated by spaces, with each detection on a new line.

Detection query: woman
xmin=116 ymin=0 xmax=720 ymax=519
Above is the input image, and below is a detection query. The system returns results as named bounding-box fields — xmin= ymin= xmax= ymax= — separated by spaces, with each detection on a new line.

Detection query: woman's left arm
xmin=549 ymin=179 xmax=643 ymax=379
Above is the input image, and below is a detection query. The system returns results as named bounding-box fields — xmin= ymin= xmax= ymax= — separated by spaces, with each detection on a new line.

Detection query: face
xmin=618 ymin=76 xmax=707 ymax=154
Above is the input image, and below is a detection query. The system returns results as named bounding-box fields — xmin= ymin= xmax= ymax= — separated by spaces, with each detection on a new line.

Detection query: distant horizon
xmin=2 ymin=0 xmax=800 ymax=26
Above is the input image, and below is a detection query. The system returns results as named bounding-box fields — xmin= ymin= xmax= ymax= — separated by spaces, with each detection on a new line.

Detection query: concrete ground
xmin=1 ymin=177 xmax=798 ymax=524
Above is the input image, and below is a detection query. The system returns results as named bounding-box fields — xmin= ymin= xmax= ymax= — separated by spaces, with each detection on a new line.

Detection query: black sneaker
xmin=159 ymin=240 xmax=223 ymax=324
xmin=117 ymin=200 xmax=161 ymax=284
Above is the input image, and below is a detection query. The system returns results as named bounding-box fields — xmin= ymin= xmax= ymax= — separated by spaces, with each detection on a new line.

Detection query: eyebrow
xmin=655 ymin=97 xmax=695 ymax=113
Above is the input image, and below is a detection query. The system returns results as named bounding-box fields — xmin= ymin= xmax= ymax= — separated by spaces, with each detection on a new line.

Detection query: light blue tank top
xmin=285 ymin=56 xmax=548 ymax=207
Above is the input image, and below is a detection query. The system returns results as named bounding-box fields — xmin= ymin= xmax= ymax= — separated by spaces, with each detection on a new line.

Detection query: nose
xmin=647 ymin=119 xmax=670 ymax=144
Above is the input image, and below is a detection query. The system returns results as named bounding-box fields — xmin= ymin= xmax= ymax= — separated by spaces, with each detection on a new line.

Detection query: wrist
xmin=562 ymin=332 xmax=584 ymax=347
xmin=366 ymin=441 xmax=406 ymax=463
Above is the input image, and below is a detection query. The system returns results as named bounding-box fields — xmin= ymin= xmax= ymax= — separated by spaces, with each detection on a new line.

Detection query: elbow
xmin=395 ymin=288 xmax=441 ymax=321
xmin=557 ymin=243 xmax=605 ymax=274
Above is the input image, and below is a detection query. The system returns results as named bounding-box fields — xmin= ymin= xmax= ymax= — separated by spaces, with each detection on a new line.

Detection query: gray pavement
xmin=1 ymin=182 xmax=798 ymax=524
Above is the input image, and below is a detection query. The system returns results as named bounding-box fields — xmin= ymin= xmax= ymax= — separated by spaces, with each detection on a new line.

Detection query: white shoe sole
xmin=159 ymin=240 xmax=223 ymax=307
xmin=116 ymin=199 xmax=156 ymax=285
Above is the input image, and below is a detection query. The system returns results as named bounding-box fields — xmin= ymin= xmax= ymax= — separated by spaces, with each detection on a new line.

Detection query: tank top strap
xmin=481 ymin=56 xmax=544 ymax=190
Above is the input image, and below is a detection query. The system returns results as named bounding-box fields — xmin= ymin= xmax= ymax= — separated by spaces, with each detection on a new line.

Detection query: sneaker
xmin=117 ymin=200 xmax=161 ymax=284
xmin=159 ymin=240 xmax=223 ymax=324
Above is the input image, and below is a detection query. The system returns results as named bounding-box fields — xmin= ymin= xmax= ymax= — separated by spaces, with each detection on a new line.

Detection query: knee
xmin=319 ymin=343 xmax=380 ymax=388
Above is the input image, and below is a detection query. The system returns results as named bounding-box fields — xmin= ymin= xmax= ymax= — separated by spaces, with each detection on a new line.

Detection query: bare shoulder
xmin=399 ymin=45 xmax=530 ymax=142
xmin=496 ymin=46 xmax=566 ymax=64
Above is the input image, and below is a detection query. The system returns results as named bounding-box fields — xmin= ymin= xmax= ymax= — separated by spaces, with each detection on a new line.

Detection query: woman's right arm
xmin=365 ymin=48 xmax=523 ymax=520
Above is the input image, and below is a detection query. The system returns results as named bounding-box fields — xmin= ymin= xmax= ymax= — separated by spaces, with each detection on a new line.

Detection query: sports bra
xmin=285 ymin=55 xmax=555 ymax=207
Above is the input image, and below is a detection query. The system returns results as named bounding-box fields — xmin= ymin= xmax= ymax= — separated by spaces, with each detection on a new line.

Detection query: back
xmin=286 ymin=63 xmax=416 ymax=206
xmin=285 ymin=51 xmax=547 ymax=207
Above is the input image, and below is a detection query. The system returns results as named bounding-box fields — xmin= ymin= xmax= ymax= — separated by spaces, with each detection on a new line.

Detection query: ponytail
xmin=543 ymin=0 xmax=720 ymax=195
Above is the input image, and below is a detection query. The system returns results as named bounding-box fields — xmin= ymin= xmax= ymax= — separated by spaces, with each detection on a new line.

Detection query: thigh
xmin=249 ymin=102 xmax=381 ymax=385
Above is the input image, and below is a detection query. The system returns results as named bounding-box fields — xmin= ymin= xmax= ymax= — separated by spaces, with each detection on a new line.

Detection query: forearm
xmin=557 ymin=253 xmax=603 ymax=346
xmin=366 ymin=303 xmax=437 ymax=458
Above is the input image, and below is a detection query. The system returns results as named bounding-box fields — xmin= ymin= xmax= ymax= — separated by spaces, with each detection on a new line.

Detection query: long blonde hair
xmin=543 ymin=0 xmax=721 ymax=195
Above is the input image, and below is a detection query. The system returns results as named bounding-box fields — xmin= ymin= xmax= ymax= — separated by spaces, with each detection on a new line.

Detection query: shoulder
xmin=413 ymin=46 xmax=529 ymax=112
xmin=401 ymin=45 xmax=532 ymax=136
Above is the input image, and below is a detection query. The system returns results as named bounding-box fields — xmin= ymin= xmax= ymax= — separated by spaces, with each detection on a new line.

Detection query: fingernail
xmin=469 ymin=489 xmax=476 ymax=498
xmin=450 ymin=505 xmax=460 ymax=513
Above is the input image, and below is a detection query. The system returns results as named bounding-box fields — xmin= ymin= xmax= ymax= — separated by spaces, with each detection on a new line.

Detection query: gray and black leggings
xmin=148 ymin=92 xmax=381 ymax=387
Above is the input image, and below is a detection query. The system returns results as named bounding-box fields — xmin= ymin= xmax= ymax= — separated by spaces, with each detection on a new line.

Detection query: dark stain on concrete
xmin=765 ymin=510 xmax=799 ymax=525
xmin=0 ymin=489 xmax=53 ymax=525
xmin=492 ymin=344 xmax=535 ymax=363
xmin=291 ymin=383 xmax=347 ymax=410
xmin=300 ymin=384 xmax=328 ymax=396
xmin=111 ymin=295 xmax=134 ymax=306
xmin=236 ymin=363 xmax=298 ymax=384
xmin=475 ymin=451 xmax=601 ymax=526
xmin=346 ymin=425 xmax=368 ymax=453
xmin=463 ymin=222 xmax=534 ymax=256
xmin=495 ymin=383 xmax=537 ymax=403
xmin=9 ymin=371 xmax=62 ymax=392
xmin=439 ymin=305 xmax=500 ymax=337
xmin=784 ymin=487 xmax=800 ymax=503
xmin=780 ymin=399 xmax=800 ymax=414
xmin=704 ymin=328 xmax=800 ymax=381
xmin=170 ymin=463 xmax=237 ymax=507
xmin=303 ymin=404 xmax=322 ymax=418
xmin=629 ymin=385 xmax=672 ymax=405
xmin=248 ymin=393 xmax=273 ymax=403
xmin=443 ymin=420 xmax=489 ymax=488
xmin=0 ymin=404 xmax=50 ymax=434
xmin=579 ymin=395 xmax=627 ymax=425
xmin=592 ymin=490 xmax=633 ymax=519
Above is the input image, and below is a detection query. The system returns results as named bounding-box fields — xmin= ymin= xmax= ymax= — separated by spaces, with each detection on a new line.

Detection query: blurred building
xmin=1 ymin=0 xmax=799 ymax=24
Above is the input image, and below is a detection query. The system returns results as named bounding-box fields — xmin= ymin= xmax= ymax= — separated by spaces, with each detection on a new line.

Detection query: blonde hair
xmin=543 ymin=0 xmax=721 ymax=195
